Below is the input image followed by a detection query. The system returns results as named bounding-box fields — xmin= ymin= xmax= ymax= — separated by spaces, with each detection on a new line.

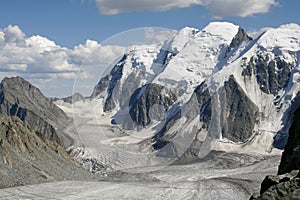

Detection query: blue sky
xmin=0 ymin=0 xmax=299 ymax=97
xmin=1 ymin=0 xmax=298 ymax=48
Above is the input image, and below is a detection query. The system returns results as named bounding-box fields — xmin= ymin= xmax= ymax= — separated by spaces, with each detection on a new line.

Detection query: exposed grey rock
xmin=222 ymin=75 xmax=259 ymax=142
xmin=242 ymin=54 xmax=292 ymax=95
xmin=119 ymin=70 xmax=142 ymax=109
xmin=0 ymin=77 xmax=70 ymax=145
xmin=152 ymin=82 xmax=211 ymax=151
xmin=90 ymin=55 xmax=127 ymax=111
xmin=251 ymin=178 xmax=300 ymax=200
xmin=129 ymin=83 xmax=177 ymax=127
xmin=90 ymin=74 xmax=110 ymax=98
xmin=229 ymin=27 xmax=252 ymax=49
xmin=0 ymin=115 xmax=98 ymax=189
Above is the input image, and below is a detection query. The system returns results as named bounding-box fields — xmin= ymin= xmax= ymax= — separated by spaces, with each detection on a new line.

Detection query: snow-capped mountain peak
xmin=257 ymin=23 xmax=300 ymax=51
xmin=88 ymin=22 xmax=300 ymax=160
xmin=169 ymin=26 xmax=200 ymax=54
xmin=200 ymin=21 xmax=240 ymax=43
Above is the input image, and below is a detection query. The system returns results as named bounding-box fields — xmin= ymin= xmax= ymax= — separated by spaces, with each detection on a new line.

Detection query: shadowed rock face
xmin=0 ymin=77 xmax=70 ymax=145
xmin=152 ymin=81 xmax=211 ymax=151
xmin=222 ymin=75 xmax=259 ymax=142
xmin=278 ymin=106 xmax=300 ymax=175
xmin=91 ymin=55 xmax=127 ymax=112
xmin=242 ymin=55 xmax=292 ymax=95
xmin=129 ymin=83 xmax=177 ymax=127
xmin=229 ymin=27 xmax=252 ymax=49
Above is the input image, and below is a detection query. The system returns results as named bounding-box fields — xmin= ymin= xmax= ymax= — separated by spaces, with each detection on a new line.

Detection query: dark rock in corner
xmin=260 ymin=175 xmax=282 ymax=195
xmin=251 ymin=105 xmax=300 ymax=199
xmin=279 ymin=106 xmax=300 ymax=175
xmin=251 ymin=170 xmax=300 ymax=199
xmin=251 ymin=178 xmax=300 ymax=200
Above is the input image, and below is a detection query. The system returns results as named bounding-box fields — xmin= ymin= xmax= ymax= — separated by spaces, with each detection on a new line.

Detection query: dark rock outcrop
xmin=242 ymin=54 xmax=292 ymax=95
xmin=230 ymin=27 xmax=252 ymax=49
xmin=278 ymin=106 xmax=300 ymax=175
xmin=0 ymin=77 xmax=70 ymax=145
xmin=91 ymin=55 xmax=127 ymax=112
xmin=129 ymin=83 xmax=177 ymax=127
xmin=251 ymin=176 xmax=300 ymax=200
xmin=251 ymin=106 xmax=300 ymax=199
xmin=258 ymin=179 xmax=300 ymax=199
xmin=152 ymin=81 xmax=211 ymax=151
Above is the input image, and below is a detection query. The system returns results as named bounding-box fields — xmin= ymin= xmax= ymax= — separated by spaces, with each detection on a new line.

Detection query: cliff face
xmin=278 ymin=106 xmax=300 ymax=175
xmin=0 ymin=76 xmax=70 ymax=145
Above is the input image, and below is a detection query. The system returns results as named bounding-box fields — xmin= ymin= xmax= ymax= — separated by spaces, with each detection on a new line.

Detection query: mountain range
xmin=0 ymin=21 xmax=300 ymax=199
xmin=90 ymin=22 xmax=300 ymax=159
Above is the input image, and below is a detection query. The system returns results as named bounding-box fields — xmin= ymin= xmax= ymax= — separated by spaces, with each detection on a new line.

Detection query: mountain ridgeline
xmin=0 ymin=76 xmax=70 ymax=146
xmin=91 ymin=22 xmax=300 ymax=157
xmin=0 ymin=77 xmax=98 ymax=188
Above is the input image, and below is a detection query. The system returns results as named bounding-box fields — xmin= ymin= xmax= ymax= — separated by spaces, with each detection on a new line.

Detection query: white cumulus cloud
xmin=0 ymin=24 xmax=127 ymax=97
xmin=199 ymin=0 xmax=279 ymax=19
xmin=95 ymin=0 xmax=279 ymax=18
xmin=95 ymin=0 xmax=199 ymax=15
xmin=144 ymin=28 xmax=177 ymax=44
xmin=0 ymin=25 xmax=125 ymax=81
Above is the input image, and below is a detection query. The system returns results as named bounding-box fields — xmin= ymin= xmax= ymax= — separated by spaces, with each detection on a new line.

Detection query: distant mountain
xmin=51 ymin=92 xmax=85 ymax=104
xmin=0 ymin=76 xmax=70 ymax=146
xmin=0 ymin=115 xmax=96 ymax=188
xmin=91 ymin=22 xmax=300 ymax=158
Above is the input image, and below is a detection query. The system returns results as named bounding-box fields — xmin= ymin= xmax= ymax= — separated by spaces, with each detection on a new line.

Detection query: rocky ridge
xmin=0 ymin=76 xmax=70 ymax=146
xmin=0 ymin=115 xmax=97 ymax=188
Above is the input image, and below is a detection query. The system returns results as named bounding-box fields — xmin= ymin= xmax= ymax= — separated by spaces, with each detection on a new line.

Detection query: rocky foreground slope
xmin=0 ymin=76 xmax=71 ymax=146
xmin=0 ymin=115 xmax=97 ymax=188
